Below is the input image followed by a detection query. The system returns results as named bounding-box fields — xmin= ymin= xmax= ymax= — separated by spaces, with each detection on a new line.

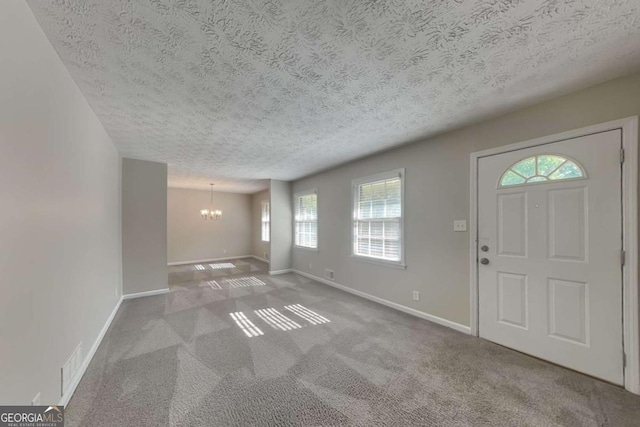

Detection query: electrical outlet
xmin=325 ymin=269 xmax=335 ymax=281
xmin=412 ymin=291 xmax=420 ymax=301
xmin=453 ymin=220 xmax=467 ymax=232
xmin=31 ymin=392 xmax=40 ymax=406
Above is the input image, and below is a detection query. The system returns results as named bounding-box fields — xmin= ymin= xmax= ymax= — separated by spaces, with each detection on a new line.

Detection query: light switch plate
xmin=454 ymin=220 xmax=467 ymax=232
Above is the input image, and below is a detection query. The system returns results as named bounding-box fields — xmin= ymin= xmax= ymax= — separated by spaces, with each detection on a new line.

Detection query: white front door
xmin=478 ymin=130 xmax=624 ymax=384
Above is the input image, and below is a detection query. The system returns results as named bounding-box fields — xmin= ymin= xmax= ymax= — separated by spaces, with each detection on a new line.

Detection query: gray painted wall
xmin=292 ymin=71 xmax=640 ymax=328
xmin=0 ymin=1 xmax=122 ymax=404
xmin=251 ymin=189 xmax=270 ymax=261
xmin=167 ymin=188 xmax=252 ymax=263
xmin=269 ymin=180 xmax=293 ymax=272
xmin=122 ymin=158 xmax=167 ymax=294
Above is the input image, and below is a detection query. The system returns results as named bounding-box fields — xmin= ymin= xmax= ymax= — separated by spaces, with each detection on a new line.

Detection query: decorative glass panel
xmin=512 ymin=156 xmax=535 ymax=178
xmin=527 ymin=176 xmax=547 ymax=183
xmin=549 ymin=162 xmax=583 ymax=180
xmin=536 ymin=155 xmax=565 ymax=176
xmin=499 ymin=155 xmax=585 ymax=188
xmin=501 ymin=171 xmax=526 ymax=186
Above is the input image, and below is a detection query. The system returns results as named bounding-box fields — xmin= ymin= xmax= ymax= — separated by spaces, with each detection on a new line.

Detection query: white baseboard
xmin=122 ymin=288 xmax=171 ymax=300
xmin=60 ymin=287 xmax=173 ymax=404
xmin=269 ymin=269 xmax=293 ymax=276
xmin=292 ymin=270 xmax=471 ymax=335
xmin=251 ymin=255 xmax=269 ymax=263
xmin=59 ymin=296 xmax=123 ymax=406
xmin=168 ymin=255 xmax=253 ymax=266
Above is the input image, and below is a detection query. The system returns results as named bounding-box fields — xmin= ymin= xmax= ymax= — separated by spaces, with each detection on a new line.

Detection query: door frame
xmin=469 ymin=116 xmax=639 ymax=394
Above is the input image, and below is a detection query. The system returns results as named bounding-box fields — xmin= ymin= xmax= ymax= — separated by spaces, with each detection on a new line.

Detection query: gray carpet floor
xmin=67 ymin=258 xmax=640 ymax=426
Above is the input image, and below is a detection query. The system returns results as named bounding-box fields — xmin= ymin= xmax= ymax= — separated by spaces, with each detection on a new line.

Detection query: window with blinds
xmin=294 ymin=191 xmax=318 ymax=249
xmin=261 ymin=201 xmax=270 ymax=242
xmin=352 ymin=170 xmax=404 ymax=266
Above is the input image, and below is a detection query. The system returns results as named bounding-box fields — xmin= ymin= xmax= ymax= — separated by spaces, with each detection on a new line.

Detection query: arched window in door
xmin=499 ymin=154 xmax=586 ymax=188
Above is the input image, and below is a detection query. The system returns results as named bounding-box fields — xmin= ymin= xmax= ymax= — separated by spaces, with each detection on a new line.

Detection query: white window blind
xmin=294 ymin=192 xmax=317 ymax=249
xmin=353 ymin=171 xmax=403 ymax=264
xmin=261 ymin=202 xmax=270 ymax=242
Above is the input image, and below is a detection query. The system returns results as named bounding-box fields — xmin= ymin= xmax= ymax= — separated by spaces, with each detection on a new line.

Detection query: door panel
xmin=498 ymin=272 xmax=528 ymax=329
xmin=548 ymin=187 xmax=586 ymax=261
xmin=478 ymin=130 xmax=623 ymax=385
xmin=498 ymin=193 xmax=527 ymax=257
xmin=547 ymin=278 xmax=588 ymax=345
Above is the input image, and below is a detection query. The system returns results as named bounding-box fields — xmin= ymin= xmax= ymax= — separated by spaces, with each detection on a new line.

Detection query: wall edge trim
xmin=59 ymin=296 xmax=123 ymax=406
xmin=269 ymin=269 xmax=293 ymax=276
xmin=292 ymin=270 xmax=471 ymax=334
xmin=122 ymin=288 xmax=171 ymax=300
xmin=168 ymin=255 xmax=254 ymax=266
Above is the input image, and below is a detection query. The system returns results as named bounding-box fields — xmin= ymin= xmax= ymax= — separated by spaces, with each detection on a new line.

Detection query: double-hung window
xmin=352 ymin=169 xmax=405 ymax=267
xmin=294 ymin=191 xmax=318 ymax=249
xmin=261 ymin=201 xmax=270 ymax=242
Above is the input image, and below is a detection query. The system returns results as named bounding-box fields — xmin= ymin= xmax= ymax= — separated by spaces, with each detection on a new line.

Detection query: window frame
xmin=293 ymin=189 xmax=319 ymax=251
xmin=261 ymin=200 xmax=270 ymax=242
xmin=351 ymin=168 xmax=406 ymax=269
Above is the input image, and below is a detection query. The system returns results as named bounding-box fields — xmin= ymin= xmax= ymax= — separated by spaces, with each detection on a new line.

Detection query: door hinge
xmin=621 ymin=250 xmax=626 ymax=266
xmin=620 ymin=148 xmax=625 ymax=163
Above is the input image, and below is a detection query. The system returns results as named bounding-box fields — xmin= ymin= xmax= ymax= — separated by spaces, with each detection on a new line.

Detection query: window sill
xmin=351 ymin=254 xmax=406 ymax=270
xmin=294 ymin=245 xmax=319 ymax=252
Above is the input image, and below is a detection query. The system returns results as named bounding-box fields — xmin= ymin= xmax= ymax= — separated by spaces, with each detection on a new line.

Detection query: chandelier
xmin=201 ymin=183 xmax=222 ymax=220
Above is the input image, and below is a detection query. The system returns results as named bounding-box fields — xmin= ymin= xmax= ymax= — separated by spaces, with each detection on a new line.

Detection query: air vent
xmin=325 ymin=269 xmax=335 ymax=281
xmin=61 ymin=342 xmax=83 ymax=396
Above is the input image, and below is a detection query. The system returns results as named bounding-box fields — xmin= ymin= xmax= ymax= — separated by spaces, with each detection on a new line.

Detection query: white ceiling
xmin=28 ymin=0 xmax=640 ymax=193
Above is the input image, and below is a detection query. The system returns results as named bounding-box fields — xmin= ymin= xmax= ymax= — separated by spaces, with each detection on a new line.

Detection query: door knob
xmin=480 ymin=258 xmax=490 ymax=265
xmin=480 ymin=245 xmax=489 ymax=252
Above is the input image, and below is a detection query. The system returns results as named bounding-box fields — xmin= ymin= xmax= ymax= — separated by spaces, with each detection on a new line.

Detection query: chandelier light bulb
xmin=201 ymin=184 xmax=222 ymax=220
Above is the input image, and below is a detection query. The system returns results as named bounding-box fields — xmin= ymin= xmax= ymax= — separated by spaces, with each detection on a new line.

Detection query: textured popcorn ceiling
xmin=27 ymin=0 xmax=640 ymax=193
